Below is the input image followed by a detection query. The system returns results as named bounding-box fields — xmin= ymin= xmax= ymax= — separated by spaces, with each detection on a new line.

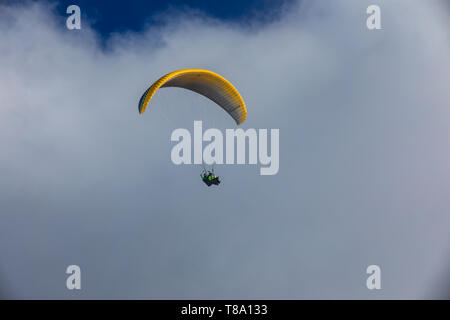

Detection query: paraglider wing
xmin=138 ymin=69 xmax=247 ymax=125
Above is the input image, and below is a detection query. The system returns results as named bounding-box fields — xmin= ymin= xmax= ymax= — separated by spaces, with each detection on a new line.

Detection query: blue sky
xmin=52 ymin=0 xmax=292 ymax=36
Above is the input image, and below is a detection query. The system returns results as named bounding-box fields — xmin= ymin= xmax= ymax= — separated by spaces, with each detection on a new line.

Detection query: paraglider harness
xmin=200 ymin=165 xmax=220 ymax=187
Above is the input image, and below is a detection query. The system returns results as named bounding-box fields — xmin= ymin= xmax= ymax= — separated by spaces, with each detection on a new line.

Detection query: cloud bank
xmin=0 ymin=0 xmax=450 ymax=298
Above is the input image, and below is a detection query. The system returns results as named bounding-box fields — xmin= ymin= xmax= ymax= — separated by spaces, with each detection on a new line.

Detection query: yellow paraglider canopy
xmin=138 ymin=69 xmax=247 ymax=125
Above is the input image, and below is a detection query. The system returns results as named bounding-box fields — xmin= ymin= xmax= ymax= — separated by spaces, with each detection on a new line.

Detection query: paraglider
xmin=138 ymin=69 xmax=247 ymax=124
xmin=200 ymin=168 xmax=221 ymax=187
xmin=138 ymin=69 xmax=247 ymax=186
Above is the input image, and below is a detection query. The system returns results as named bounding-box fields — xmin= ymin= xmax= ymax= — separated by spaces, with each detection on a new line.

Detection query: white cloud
xmin=0 ymin=0 xmax=450 ymax=298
